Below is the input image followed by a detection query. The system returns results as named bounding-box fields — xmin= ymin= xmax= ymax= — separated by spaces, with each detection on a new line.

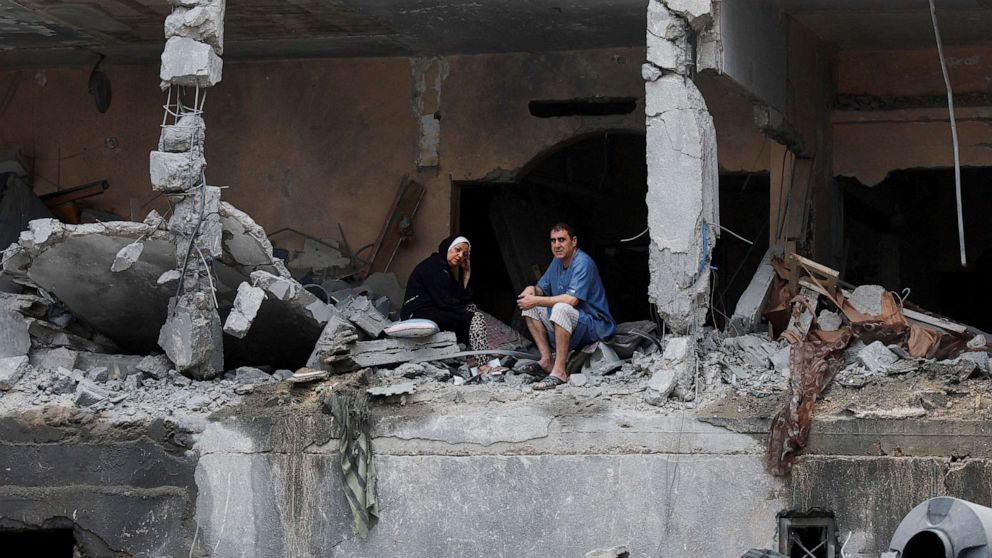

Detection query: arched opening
xmin=902 ymin=530 xmax=952 ymax=558
xmin=454 ymin=131 xmax=649 ymax=326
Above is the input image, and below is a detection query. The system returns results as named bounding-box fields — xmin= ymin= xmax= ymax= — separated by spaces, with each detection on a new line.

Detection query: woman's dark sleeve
xmin=419 ymin=267 xmax=467 ymax=311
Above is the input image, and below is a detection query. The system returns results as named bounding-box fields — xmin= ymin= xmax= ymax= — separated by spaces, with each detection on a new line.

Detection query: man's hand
xmin=518 ymin=286 xmax=536 ymax=298
xmin=517 ymin=293 xmax=539 ymax=310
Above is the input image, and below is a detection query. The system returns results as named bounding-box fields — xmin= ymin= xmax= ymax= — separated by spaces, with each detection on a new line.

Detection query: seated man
xmin=517 ymin=222 xmax=615 ymax=390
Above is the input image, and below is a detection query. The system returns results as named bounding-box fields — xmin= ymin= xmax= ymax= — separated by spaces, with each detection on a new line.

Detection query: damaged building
xmin=2 ymin=0 xmax=992 ymax=556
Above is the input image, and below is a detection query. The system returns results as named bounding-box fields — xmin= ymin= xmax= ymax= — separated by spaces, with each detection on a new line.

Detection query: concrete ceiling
xmin=780 ymin=0 xmax=992 ymax=50
xmin=0 ymin=0 xmax=648 ymax=69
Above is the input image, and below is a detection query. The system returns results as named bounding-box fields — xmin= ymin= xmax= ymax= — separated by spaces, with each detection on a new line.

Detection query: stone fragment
xmin=74 ymin=379 xmax=110 ymax=406
xmin=51 ymin=367 xmax=77 ymax=394
xmin=144 ymin=209 xmax=165 ymax=227
xmin=368 ymin=382 xmax=416 ymax=397
xmin=585 ymin=546 xmax=630 ymax=558
xmin=157 ymin=292 xmax=224 ymax=380
xmin=273 ymin=369 xmax=293 ymax=381
xmin=641 ymin=62 xmax=662 ymax=82
xmin=164 ymin=1 xmax=225 ymax=54
xmin=644 ymin=336 xmax=696 ymax=405
xmin=0 ymin=309 xmax=30 ymax=358
xmin=644 ymin=368 xmax=676 ymax=405
xmin=137 ymin=354 xmax=172 ymax=379
xmin=149 ymin=150 xmax=205 ymax=193
xmin=569 ymin=373 xmax=588 ymax=387
xmin=858 ymin=341 xmax=899 ymax=373
xmin=157 ymin=270 xmax=182 ymax=285
xmin=340 ymin=295 xmax=390 ymax=337
xmin=968 ymin=334 xmax=987 ymax=350
xmin=849 ymin=285 xmax=886 ymax=317
xmin=159 ymin=36 xmax=223 ymax=89
xmin=186 ymin=394 xmax=212 ymax=410
xmin=111 ymin=241 xmax=144 ymax=272
xmin=817 ymin=310 xmax=843 ymax=332
xmin=958 ymin=352 xmax=990 ymax=375
xmin=32 ymin=347 xmax=78 ymax=371
xmin=306 ymin=315 xmax=358 ymax=372
xmin=223 ymin=282 xmax=265 ymax=339
xmin=0 ymin=355 xmax=29 ymax=391
xmin=86 ymin=367 xmax=109 ymax=383
xmin=123 ymin=374 xmax=142 ymax=392
xmin=234 ymin=366 xmax=274 ymax=385
xmin=770 ymin=345 xmax=791 ymax=374
xmin=395 ymin=363 xmax=426 ymax=378
xmin=160 ymin=114 xmax=206 ymax=153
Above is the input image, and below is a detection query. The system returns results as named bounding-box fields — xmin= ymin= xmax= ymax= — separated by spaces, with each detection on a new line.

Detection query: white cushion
xmin=384 ymin=319 xmax=440 ymax=338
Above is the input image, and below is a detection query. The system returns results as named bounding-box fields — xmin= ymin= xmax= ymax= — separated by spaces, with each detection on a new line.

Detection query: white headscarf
xmin=448 ymin=236 xmax=470 ymax=252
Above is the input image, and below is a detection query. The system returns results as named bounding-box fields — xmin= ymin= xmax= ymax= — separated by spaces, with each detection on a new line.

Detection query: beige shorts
xmin=522 ymin=302 xmax=579 ymax=334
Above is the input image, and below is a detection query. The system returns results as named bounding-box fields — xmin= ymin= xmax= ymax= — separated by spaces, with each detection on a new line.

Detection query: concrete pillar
xmin=644 ymin=0 xmax=719 ymax=335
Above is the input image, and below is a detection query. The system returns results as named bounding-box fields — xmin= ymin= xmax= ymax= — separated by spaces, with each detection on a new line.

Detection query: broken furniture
xmin=365 ymin=178 xmax=425 ymax=277
xmin=39 ymin=180 xmax=110 ymax=224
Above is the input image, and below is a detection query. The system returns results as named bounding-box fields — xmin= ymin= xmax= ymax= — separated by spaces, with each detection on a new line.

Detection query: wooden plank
xmin=792 ymin=253 xmax=839 ymax=278
xmin=902 ymin=308 xmax=968 ymax=334
xmin=366 ymin=179 xmax=426 ymax=277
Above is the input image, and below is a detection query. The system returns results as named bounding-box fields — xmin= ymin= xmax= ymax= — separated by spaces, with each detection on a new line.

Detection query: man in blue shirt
xmin=517 ymin=223 xmax=615 ymax=390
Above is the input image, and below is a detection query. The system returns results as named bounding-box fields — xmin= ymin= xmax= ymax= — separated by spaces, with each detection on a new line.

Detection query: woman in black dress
xmin=401 ymin=234 xmax=487 ymax=351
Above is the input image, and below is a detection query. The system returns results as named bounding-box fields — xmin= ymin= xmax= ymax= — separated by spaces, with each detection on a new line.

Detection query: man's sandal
xmin=532 ymin=375 xmax=566 ymax=391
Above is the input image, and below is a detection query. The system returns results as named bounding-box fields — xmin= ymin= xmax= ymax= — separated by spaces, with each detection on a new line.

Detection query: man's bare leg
xmin=525 ymin=316 xmax=553 ymax=372
xmin=549 ymin=323 xmax=571 ymax=381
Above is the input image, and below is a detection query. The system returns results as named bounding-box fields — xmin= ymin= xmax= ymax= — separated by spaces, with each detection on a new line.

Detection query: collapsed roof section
xmin=1 ymin=202 xmax=331 ymax=372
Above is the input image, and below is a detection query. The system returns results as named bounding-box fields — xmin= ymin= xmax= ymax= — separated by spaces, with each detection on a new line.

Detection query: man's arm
xmin=517 ymin=286 xmax=578 ymax=310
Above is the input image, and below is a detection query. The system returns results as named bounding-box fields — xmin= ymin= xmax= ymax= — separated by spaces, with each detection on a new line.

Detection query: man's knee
xmin=549 ymin=303 xmax=578 ymax=331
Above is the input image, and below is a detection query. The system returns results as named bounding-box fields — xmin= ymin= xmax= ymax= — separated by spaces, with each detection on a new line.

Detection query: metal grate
xmin=779 ymin=515 xmax=837 ymax=558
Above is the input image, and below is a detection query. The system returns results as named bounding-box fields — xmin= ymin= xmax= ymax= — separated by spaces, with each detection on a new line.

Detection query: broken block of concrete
xmin=643 ymin=336 xmax=696 ymax=405
xmin=0 ymin=355 xmax=29 ymax=391
xmin=223 ymin=282 xmax=265 ymax=339
xmin=849 ymin=285 xmax=886 ymax=317
xmin=340 ymin=295 xmax=390 ymax=338
xmin=31 ymin=347 xmax=77 ymax=371
xmin=149 ymin=150 xmax=205 ymax=193
xmin=169 ymin=186 xmax=222 ymax=258
xmin=858 ymin=341 xmax=899 ymax=373
xmin=160 ymin=114 xmax=205 ymax=153
xmin=51 ymin=367 xmax=77 ymax=394
xmin=164 ymin=1 xmax=226 ymax=54
xmin=157 ymin=270 xmax=181 ymax=285
xmin=350 ymin=332 xmax=459 ymax=369
xmin=727 ymin=246 xmax=785 ymax=336
xmin=252 ymin=270 xmax=331 ymax=324
xmin=158 ymin=292 xmax=223 ymax=380
xmin=233 ymin=366 xmax=274 ymax=385
xmin=818 ymin=309 xmax=843 ymax=332
xmin=75 ymin=379 xmax=110 ymax=406
xmin=569 ymin=373 xmax=588 ymax=387
xmin=0 ymin=308 xmax=30 ymax=358
xmin=111 ymin=241 xmax=145 ymax=272
xmin=159 ymin=36 xmax=223 ymax=89
xmin=137 ymin=354 xmax=171 ymax=379
xmin=306 ymin=315 xmax=358 ymax=372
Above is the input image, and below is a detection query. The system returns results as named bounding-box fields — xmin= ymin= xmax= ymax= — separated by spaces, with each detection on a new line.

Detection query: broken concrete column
xmin=158 ymin=292 xmax=223 ymax=380
xmin=644 ymin=0 xmax=719 ymax=335
xmin=164 ymin=0 xmax=226 ymax=55
xmin=169 ymin=186 xmax=222 ymax=259
xmin=159 ymin=36 xmax=223 ymax=89
xmin=160 ymin=114 xmax=205 ymax=153
xmin=149 ymin=150 xmax=205 ymax=193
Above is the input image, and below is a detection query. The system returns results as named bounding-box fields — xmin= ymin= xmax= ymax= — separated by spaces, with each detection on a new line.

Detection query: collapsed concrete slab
xmin=2 ymin=205 xmax=326 ymax=370
xmin=223 ymin=282 xmax=265 ymax=339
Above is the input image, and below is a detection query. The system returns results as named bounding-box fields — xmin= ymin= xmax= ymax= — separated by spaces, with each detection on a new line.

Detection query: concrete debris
xmin=86 ymin=366 xmax=110 ymax=383
xmin=361 ymin=272 xmax=406 ymax=313
xmin=858 ymin=341 xmax=899 ymax=373
xmin=157 ymin=269 xmax=181 ymax=285
xmin=158 ymin=292 xmax=223 ymax=380
xmin=149 ymin=150 xmax=205 ymax=193
xmin=32 ymin=347 xmax=77 ymax=371
xmin=0 ymin=308 xmax=30 ymax=357
xmin=230 ymin=366 xmax=275 ymax=385
xmin=643 ymin=336 xmax=696 ymax=405
xmin=159 ymin=36 xmax=223 ymax=89
xmin=585 ymin=546 xmax=630 ymax=558
xmin=569 ymin=373 xmax=588 ymax=387
xmin=968 ymin=334 xmax=987 ymax=350
xmin=170 ymin=186 xmax=222 ymax=258
xmin=306 ymin=315 xmax=359 ymax=373
xmin=137 ymin=354 xmax=172 ymax=379
xmin=251 ymin=270 xmax=331 ymax=324
xmin=223 ymin=282 xmax=265 ymax=339
xmin=339 ymin=295 xmax=390 ymax=338
xmin=51 ymin=367 xmax=77 ymax=395
xmin=286 ymin=369 xmax=329 ymax=384
xmin=74 ymin=379 xmax=110 ymax=407
xmin=847 ymin=405 xmax=927 ymax=420
xmin=368 ymin=382 xmax=416 ymax=397
xmin=111 ymin=241 xmax=144 ymax=272
xmin=848 ymin=284 xmax=886 ymax=316
xmin=817 ymin=309 xmax=843 ymax=332
xmin=0 ymin=355 xmax=29 ymax=391
xmin=164 ymin=0 xmax=225 ymax=54
xmin=160 ymin=114 xmax=205 ymax=153
xmin=350 ymin=333 xmax=460 ymax=369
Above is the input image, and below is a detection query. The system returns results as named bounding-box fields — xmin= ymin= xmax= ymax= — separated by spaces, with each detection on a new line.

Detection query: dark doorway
xmin=455 ymin=131 xmax=649 ymax=326
xmin=841 ymin=167 xmax=992 ymax=331
xmin=710 ymin=172 xmax=771 ymax=328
